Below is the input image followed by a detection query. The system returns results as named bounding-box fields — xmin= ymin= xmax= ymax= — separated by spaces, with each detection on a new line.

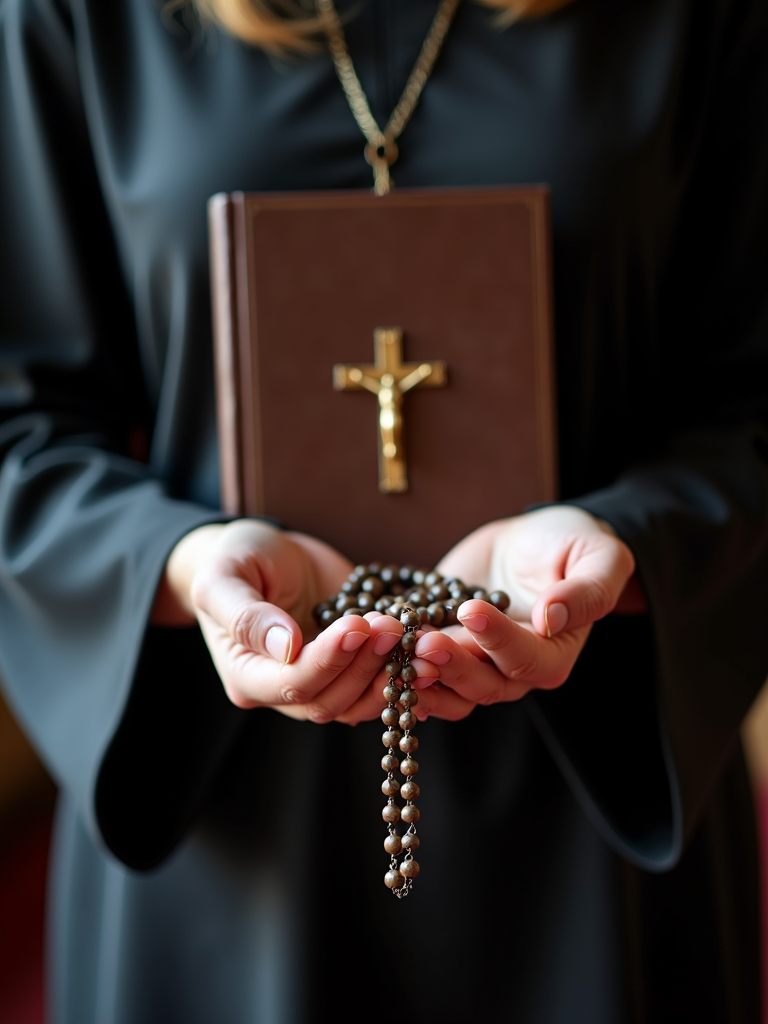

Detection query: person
xmin=0 ymin=0 xmax=766 ymax=1021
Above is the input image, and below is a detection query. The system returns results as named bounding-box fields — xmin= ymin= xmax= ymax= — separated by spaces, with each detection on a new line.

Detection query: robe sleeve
xmin=530 ymin=0 xmax=768 ymax=871
xmin=0 ymin=0 xmax=248 ymax=870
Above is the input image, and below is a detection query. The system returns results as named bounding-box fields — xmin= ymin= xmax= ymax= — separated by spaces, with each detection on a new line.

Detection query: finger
xmin=198 ymin=610 xmax=374 ymax=709
xmin=192 ymin=566 xmax=305 ymax=664
xmin=449 ymin=600 xmax=590 ymax=693
xmin=295 ymin=617 xmax=404 ymax=723
xmin=530 ymin=538 xmax=635 ymax=637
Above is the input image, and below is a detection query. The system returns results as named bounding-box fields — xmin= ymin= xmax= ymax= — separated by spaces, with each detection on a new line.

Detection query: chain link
xmin=315 ymin=0 xmax=462 ymax=194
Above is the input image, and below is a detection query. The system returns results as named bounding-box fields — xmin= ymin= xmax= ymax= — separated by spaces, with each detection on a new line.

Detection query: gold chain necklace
xmin=315 ymin=0 xmax=462 ymax=195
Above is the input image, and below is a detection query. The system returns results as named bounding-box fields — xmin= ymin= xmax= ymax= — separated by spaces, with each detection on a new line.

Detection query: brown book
xmin=208 ymin=187 xmax=557 ymax=567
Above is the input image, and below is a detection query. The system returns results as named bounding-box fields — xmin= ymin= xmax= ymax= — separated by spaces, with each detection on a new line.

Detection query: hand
xmin=393 ymin=506 xmax=638 ymax=717
xmin=152 ymin=520 xmax=405 ymax=721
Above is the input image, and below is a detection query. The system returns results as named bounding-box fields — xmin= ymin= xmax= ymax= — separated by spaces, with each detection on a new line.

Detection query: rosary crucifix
xmin=333 ymin=328 xmax=447 ymax=493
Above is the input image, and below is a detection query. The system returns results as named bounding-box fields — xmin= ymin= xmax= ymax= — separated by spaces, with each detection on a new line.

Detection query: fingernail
xmin=373 ymin=632 xmax=401 ymax=655
xmin=417 ymin=649 xmax=451 ymax=665
xmin=341 ymin=631 xmax=368 ymax=653
xmin=460 ymin=613 xmax=488 ymax=633
xmin=544 ymin=602 xmax=569 ymax=637
xmin=266 ymin=626 xmax=292 ymax=663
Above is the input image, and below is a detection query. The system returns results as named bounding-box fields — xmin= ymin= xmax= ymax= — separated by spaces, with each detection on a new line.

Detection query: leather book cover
xmin=208 ymin=187 xmax=557 ymax=567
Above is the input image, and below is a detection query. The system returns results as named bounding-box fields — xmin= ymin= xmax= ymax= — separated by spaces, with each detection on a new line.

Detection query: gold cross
xmin=333 ymin=327 xmax=447 ymax=493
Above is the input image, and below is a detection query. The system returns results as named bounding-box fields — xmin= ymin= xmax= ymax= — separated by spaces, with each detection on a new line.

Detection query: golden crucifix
xmin=333 ymin=327 xmax=447 ymax=493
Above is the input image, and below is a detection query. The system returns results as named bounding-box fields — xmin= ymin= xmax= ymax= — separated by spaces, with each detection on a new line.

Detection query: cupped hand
xmin=153 ymin=520 xmax=404 ymax=720
xmin=395 ymin=506 xmax=638 ymax=717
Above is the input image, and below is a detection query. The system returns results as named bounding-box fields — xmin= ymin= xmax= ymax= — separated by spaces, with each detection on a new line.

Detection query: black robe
xmin=1 ymin=0 xmax=767 ymax=1021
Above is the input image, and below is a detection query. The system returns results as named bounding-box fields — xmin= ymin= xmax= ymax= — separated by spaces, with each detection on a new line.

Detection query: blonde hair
xmin=190 ymin=0 xmax=574 ymax=52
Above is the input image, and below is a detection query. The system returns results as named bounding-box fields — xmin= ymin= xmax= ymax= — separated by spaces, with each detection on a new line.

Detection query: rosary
xmin=315 ymin=565 xmax=509 ymax=897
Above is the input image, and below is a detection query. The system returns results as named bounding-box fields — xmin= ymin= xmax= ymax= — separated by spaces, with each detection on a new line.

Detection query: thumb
xmin=531 ymin=537 xmax=635 ymax=637
xmin=191 ymin=567 xmax=304 ymax=664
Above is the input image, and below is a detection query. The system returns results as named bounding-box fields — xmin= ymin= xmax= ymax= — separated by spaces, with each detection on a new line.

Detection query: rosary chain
xmin=315 ymin=0 xmax=462 ymax=194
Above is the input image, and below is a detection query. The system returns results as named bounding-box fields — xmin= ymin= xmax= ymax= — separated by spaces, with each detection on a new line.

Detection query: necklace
xmin=315 ymin=0 xmax=462 ymax=195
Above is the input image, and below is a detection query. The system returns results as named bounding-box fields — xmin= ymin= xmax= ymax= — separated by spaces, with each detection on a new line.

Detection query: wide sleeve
xmin=0 ymin=0 xmax=247 ymax=869
xmin=530 ymin=0 xmax=768 ymax=871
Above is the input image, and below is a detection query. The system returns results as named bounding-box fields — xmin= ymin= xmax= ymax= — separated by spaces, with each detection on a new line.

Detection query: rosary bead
xmin=385 ymin=660 xmax=401 ymax=679
xmin=362 ymin=576 xmax=385 ymax=598
xmin=400 ymin=663 xmax=417 ymax=685
xmin=411 ymin=569 xmax=427 ymax=586
xmin=357 ymin=592 xmax=376 ymax=611
xmin=401 ymin=803 xmax=420 ymax=823
xmin=381 ymin=706 xmax=400 ymax=727
xmin=380 ymin=564 xmax=399 ymax=584
xmin=428 ymin=583 xmax=450 ymax=601
xmin=442 ymin=601 xmax=459 ymax=626
xmin=400 ymin=757 xmax=419 ymax=776
xmin=353 ymin=564 xmax=368 ymax=579
xmin=383 ymin=682 xmax=401 ymax=702
xmin=472 ymin=588 xmax=489 ymax=602
xmin=343 ymin=607 xmax=364 ymax=617
xmin=400 ymin=607 xmax=421 ymax=629
xmin=390 ymin=582 xmax=405 ymax=597
xmin=399 ymin=857 xmax=420 ymax=878
xmin=384 ymin=833 xmax=403 ymax=855
xmin=315 ymin=601 xmax=331 ymax=616
xmin=336 ymin=594 xmax=359 ymax=612
xmin=382 ymin=754 xmax=399 ymax=771
xmin=401 ymin=831 xmax=420 ymax=850
xmin=417 ymin=606 xmax=430 ymax=625
xmin=375 ymin=596 xmax=393 ymax=612
xmin=406 ymin=587 xmax=429 ymax=605
xmin=400 ymin=631 xmax=417 ymax=652
xmin=399 ymin=734 xmax=419 ymax=753
xmin=340 ymin=579 xmax=361 ymax=595
xmin=382 ymin=729 xmax=402 ymax=748
xmin=399 ymin=710 xmax=417 ymax=730
xmin=427 ymin=603 xmax=445 ymax=626
xmin=384 ymin=868 xmax=402 ymax=889
xmin=400 ymin=781 xmax=420 ymax=801
xmin=399 ymin=687 xmax=418 ymax=706
xmin=489 ymin=589 xmax=511 ymax=611
xmin=382 ymin=777 xmax=400 ymax=797
xmin=320 ymin=608 xmax=340 ymax=626
xmin=368 ymin=561 xmax=384 ymax=576
xmin=399 ymin=564 xmax=416 ymax=584
xmin=382 ymin=802 xmax=401 ymax=823
xmin=424 ymin=571 xmax=442 ymax=587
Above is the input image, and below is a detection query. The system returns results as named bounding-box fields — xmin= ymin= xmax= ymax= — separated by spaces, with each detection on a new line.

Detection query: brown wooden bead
xmin=343 ymin=607 xmax=364 ymax=617
xmin=400 ymin=781 xmax=420 ymax=801
xmin=424 ymin=571 xmax=442 ymax=587
xmin=489 ymin=590 xmax=511 ymax=611
xmin=400 ymin=757 xmax=419 ymax=776
xmin=362 ymin=576 xmax=385 ymax=598
xmin=400 ymin=663 xmax=417 ymax=685
xmin=472 ymin=589 xmax=489 ymax=601
xmin=382 ymin=802 xmax=401 ymax=823
xmin=340 ymin=579 xmax=360 ymax=595
xmin=411 ymin=569 xmax=427 ymax=586
xmin=384 ymin=660 xmax=401 ymax=679
xmin=375 ymin=596 xmax=393 ymax=612
xmin=390 ymin=583 xmax=405 ymax=597
xmin=442 ymin=602 xmax=458 ymax=626
xmin=399 ymin=687 xmax=418 ymax=707
xmin=427 ymin=603 xmax=445 ymax=626
xmin=381 ymin=754 xmax=399 ymax=771
xmin=320 ymin=608 xmax=340 ymax=626
xmin=380 ymin=564 xmax=399 ymax=584
xmin=417 ymin=606 xmax=430 ymax=625
xmin=382 ymin=729 xmax=402 ymax=748
xmin=381 ymin=706 xmax=400 ymax=727
xmin=314 ymin=601 xmax=331 ymax=616
xmin=383 ymin=682 xmax=401 ymax=702
xmin=400 ymin=607 xmax=421 ymax=629
xmin=399 ymin=734 xmax=419 ymax=753
xmin=400 ymin=631 xmax=417 ymax=652
xmin=401 ymin=803 xmax=420 ymax=824
xmin=367 ymin=561 xmax=383 ymax=576
xmin=382 ymin=777 xmax=400 ymax=797
xmin=384 ymin=833 xmax=403 ymax=855
xmin=401 ymin=831 xmax=420 ymax=850
xmin=398 ymin=564 xmax=416 ymax=584
xmin=335 ymin=594 xmax=358 ymax=612
xmin=353 ymin=564 xmax=368 ymax=578
xmin=399 ymin=710 xmax=417 ymax=730
xmin=399 ymin=857 xmax=420 ymax=878
xmin=428 ymin=583 xmax=450 ymax=601
xmin=384 ymin=868 xmax=402 ymax=888
xmin=356 ymin=592 xmax=376 ymax=611
xmin=406 ymin=587 xmax=429 ymax=605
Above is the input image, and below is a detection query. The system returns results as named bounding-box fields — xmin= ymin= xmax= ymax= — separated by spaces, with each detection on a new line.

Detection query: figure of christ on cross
xmin=333 ymin=327 xmax=447 ymax=493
